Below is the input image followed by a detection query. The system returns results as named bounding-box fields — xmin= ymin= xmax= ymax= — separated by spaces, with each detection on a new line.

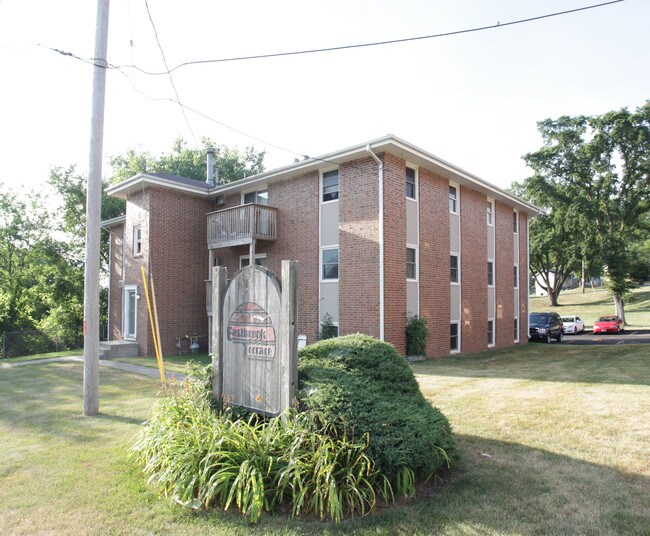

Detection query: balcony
xmin=207 ymin=204 xmax=278 ymax=249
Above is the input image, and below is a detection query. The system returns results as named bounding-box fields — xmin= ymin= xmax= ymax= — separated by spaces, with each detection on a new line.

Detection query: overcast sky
xmin=1 ymin=0 xmax=648 ymax=205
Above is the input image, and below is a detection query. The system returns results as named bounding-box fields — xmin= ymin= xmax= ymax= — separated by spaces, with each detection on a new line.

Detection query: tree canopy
xmin=522 ymin=102 xmax=650 ymax=319
xmin=109 ymin=137 xmax=265 ymax=185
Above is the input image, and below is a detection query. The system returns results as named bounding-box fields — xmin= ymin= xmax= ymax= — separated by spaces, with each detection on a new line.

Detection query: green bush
xmin=131 ymin=364 xmax=391 ymax=523
xmin=298 ymin=334 xmax=455 ymax=487
xmin=318 ymin=313 xmax=338 ymax=340
xmin=406 ymin=315 xmax=428 ymax=356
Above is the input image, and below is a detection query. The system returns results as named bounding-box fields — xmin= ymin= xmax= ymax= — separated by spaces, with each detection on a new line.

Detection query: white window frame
xmin=321 ymin=169 xmax=340 ymax=204
xmin=488 ymin=318 xmax=495 ymax=347
xmin=450 ymin=322 xmax=460 ymax=353
xmin=133 ymin=225 xmax=142 ymax=257
xmin=487 ymin=199 xmax=494 ymax=226
xmin=241 ymin=188 xmax=268 ymax=205
xmin=450 ymin=254 xmax=460 ymax=285
xmin=513 ymin=210 xmax=519 ymax=234
xmin=406 ymin=165 xmax=417 ymax=200
xmin=239 ymin=253 xmax=267 ymax=269
xmin=123 ymin=285 xmax=137 ymax=340
xmin=449 ymin=183 xmax=459 ymax=214
xmin=406 ymin=245 xmax=418 ymax=281
xmin=321 ymin=246 xmax=339 ymax=282
xmin=488 ymin=260 xmax=495 ymax=288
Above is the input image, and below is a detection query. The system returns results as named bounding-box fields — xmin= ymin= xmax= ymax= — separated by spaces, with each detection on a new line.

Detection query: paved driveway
xmin=561 ymin=328 xmax=650 ymax=346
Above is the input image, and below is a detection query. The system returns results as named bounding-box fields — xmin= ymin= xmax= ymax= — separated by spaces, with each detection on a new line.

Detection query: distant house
xmin=102 ymin=135 xmax=539 ymax=358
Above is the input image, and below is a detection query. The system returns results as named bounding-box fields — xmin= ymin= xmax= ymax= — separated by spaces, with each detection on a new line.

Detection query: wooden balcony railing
xmin=207 ymin=204 xmax=277 ymax=249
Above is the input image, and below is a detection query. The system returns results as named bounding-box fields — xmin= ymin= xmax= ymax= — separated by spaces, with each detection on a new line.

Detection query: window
xmin=513 ymin=211 xmax=518 ymax=234
xmin=406 ymin=247 xmax=417 ymax=280
xmin=240 ymin=254 xmax=267 ymax=268
xmin=450 ymin=323 xmax=459 ymax=352
xmin=487 ymin=200 xmax=494 ymax=226
xmin=450 ymin=255 xmax=459 ymax=283
xmin=322 ymin=248 xmax=339 ymax=280
xmin=133 ymin=225 xmax=142 ymax=256
xmin=243 ymin=189 xmax=268 ymax=205
xmin=322 ymin=170 xmax=339 ymax=202
xmin=514 ymin=318 xmax=519 ymax=342
xmin=406 ymin=167 xmax=416 ymax=199
xmin=488 ymin=319 xmax=494 ymax=346
xmin=514 ymin=265 xmax=519 ymax=288
xmin=449 ymin=185 xmax=457 ymax=213
xmin=488 ymin=261 xmax=494 ymax=287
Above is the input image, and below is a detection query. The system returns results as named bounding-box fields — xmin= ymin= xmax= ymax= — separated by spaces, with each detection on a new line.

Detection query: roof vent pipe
xmin=206 ymin=147 xmax=216 ymax=187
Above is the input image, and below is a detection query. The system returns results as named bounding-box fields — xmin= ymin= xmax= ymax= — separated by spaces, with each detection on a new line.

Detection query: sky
xmin=1 ymin=0 xmax=648 ymax=207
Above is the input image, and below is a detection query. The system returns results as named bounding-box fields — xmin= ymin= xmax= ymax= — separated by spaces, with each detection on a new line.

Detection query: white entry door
xmin=123 ymin=285 xmax=137 ymax=340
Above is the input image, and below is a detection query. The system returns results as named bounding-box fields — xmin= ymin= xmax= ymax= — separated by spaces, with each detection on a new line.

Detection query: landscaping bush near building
xmin=298 ymin=334 xmax=455 ymax=486
xmin=132 ymin=335 xmax=456 ymax=523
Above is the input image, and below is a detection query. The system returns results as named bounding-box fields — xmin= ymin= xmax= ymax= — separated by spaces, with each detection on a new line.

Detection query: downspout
xmin=106 ymin=230 xmax=112 ymax=342
xmin=527 ymin=216 xmax=531 ymax=340
xmin=366 ymin=145 xmax=385 ymax=340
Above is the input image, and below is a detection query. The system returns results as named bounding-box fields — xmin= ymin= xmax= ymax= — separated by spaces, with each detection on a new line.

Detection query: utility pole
xmin=84 ymin=0 xmax=110 ymax=416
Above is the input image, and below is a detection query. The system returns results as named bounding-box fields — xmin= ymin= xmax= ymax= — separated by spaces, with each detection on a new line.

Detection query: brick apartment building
xmin=102 ymin=135 xmax=538 ymax=358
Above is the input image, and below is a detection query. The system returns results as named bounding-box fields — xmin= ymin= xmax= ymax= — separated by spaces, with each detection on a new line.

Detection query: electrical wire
xmin=143 ymin=0 xmax=199 ymax=148
xmin=118 ymin=0 xmax=624 ymax=76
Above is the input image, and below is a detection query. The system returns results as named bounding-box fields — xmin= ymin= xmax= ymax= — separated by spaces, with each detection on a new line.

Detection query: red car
xmin=593 ymin=315 xmax=625 ymax=334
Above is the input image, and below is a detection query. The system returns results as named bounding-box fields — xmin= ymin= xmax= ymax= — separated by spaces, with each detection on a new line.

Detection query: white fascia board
xmin=105 ymin=174 xmax=210 ymax=199
xmin=100 ymin=214 xmax=126 ymax=229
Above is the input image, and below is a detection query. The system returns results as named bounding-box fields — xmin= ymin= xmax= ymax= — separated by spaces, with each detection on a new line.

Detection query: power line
xmin=143 ymin=0 xmax=198 ymax=148
xmin=118 ymin=0 xmax=624 ymax=76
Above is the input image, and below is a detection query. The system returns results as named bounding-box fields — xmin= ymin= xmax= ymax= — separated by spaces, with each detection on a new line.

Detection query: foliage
xmin=131 ymin=365 xmax=390 ymax=523
xmin=405 ymin=315 xmax=428 ymax=356
xmin=318 ymin=312 xmax=338 ymax=340
xmin=298 ymin=334 xmax=455 ymax=484
xmin=522 ymin=102 xmax=650 ymax=319
xmin=109 ymin=137 xmax=265 ymax=185
xmin=0 ymin=184 xmax=84 ymax=342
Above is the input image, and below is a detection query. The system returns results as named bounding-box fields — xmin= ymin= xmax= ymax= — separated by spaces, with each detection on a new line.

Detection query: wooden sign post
xmin=211 ymin=261 xmax=297 ymax=417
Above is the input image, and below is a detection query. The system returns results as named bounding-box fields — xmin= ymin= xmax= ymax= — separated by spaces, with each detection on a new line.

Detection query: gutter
xmin=366 ymin=145 xmax=385 ymax=341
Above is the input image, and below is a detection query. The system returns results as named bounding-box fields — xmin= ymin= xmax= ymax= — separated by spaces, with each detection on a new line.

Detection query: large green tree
xmin=109 ymin=137 xmax=265 ymax=185
xmin=523 ymin=102 xmax=650 ymax=321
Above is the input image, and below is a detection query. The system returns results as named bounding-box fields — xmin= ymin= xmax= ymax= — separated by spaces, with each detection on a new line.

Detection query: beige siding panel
xmin=488 ymin=226 xmax=495 ymax=259
xmin=406 ymin=199 xmax=418 ymax=245
xmin=514 ymin=233 xmax=519 ymax=260
xmin=450 ymin=214 xmax=460 ymax=254
xmin=406 ymin=280 xmax=418 ymax=317
xmin=450 ymin=285 xmax=461 ymax=322
xmin=320 ymin=202 xmax=339 ymax=247
xmin=488 ymin=286 xmax=495 ymax=317
xmin=320 ymin=282 xmax=339 ymax=324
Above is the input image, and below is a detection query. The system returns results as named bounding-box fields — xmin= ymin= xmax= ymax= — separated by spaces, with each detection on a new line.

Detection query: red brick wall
xmin=495 ymin=201 xmax=515 ymax=348
xmin=340 ymin=157 xmax=381 ymax=339
xmin=268 ymin=172 xmax=320 ymax=343
xmin=380 ymin=154 xmax=407 ymax=353
xmin=148 ymin=188 xmax=213 ymax=357
xmin=419 ymin=168 xmax=451 ymax=357
xmin=518 ymin=212 xmax=529 ymax=345
xmin=460 ymin=186 xmax=488 ymax=354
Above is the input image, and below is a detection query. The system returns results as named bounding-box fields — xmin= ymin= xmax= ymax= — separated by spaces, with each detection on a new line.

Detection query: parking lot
xmin=560 ymin=329 xmax=650 ymax=345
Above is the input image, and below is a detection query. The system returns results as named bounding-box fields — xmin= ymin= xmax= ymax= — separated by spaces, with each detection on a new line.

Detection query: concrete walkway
xmin=0 ymin=355 xmax=186 ymax=380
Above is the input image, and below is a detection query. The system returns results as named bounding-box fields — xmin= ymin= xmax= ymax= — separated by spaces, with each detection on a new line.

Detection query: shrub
xmin=131 ymin=364 xmax=391 ymax=523
xmin=318 ymin=313 xmax=338 ymax=340
xmin=406 ymin=315 xmax=428 ymax=356
xmin=298 ymin=334 xmax=455 ymax=489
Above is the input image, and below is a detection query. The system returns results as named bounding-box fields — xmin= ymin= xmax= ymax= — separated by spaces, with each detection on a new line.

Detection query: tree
xmin=109 ymin=137 xmax=265 ymax=185
xmin=523 ymin=102 xmax=650 ymax=321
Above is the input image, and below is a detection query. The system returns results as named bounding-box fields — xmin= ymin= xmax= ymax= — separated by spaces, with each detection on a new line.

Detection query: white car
xmin=561 ymin=316 xmax=585 ymax=334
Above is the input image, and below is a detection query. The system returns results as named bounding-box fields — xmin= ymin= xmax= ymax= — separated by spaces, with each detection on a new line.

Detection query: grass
xmin=110 ymin=352 xmax=212 ymax=374
xmin=530 ymin=283 xmax=650 ymax=329
xmin=1 ymin=344 xmax=648 ymax=534
xmin=0 ymin=347 xmax=83 ymax=363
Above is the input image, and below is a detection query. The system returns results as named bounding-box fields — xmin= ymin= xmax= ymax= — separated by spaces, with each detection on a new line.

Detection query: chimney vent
xmin=206 ymin=147 xmax=216 ymax=187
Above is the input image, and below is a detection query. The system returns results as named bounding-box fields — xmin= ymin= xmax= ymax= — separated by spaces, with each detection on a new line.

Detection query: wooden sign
xmin=212 ymin=261 xmax=297 ymax=417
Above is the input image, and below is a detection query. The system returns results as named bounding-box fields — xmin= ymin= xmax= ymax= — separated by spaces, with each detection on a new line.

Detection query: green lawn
xmin=1 ymin=344 xmax=648 ymax=535
xmin=530 ymin=284 xmax=650 ymax=329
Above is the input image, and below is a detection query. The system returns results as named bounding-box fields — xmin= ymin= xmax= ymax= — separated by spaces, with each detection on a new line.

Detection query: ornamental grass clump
xmin=298 ymin=334 xmax=456 ymax=493
xmin=131 ymin=364 xmax=391 ymax=523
